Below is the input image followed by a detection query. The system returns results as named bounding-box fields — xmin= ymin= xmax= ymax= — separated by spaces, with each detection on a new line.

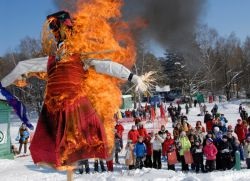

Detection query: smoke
xmin=52 ymin=0 xmax=207 ymax=54
xmin=122 ymin=0 xmax=207 ymax=53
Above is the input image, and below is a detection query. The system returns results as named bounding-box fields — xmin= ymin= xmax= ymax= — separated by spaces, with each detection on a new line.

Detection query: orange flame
xmin=63 ymin=0 xmax=136 ymax=155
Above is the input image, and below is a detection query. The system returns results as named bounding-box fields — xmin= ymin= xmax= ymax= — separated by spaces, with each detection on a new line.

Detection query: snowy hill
xmin=1 ymin=100 xmax=250 ymax=181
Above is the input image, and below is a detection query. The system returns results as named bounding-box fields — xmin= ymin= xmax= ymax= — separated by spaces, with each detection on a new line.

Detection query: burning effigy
xmin=0 ymin=0 xmax=156 ymax=175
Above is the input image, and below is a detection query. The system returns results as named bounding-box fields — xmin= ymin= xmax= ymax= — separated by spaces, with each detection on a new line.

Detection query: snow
xmin=1 ymin=100 xmax=250 ymax=180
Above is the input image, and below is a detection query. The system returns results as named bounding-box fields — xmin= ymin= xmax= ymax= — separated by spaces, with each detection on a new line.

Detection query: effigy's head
xmin=46 ymin=11 xmax=73 ymax=42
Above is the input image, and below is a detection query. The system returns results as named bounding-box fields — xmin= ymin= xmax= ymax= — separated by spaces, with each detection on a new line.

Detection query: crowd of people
xmin=113 ymin=102 xmax=250 ymax=174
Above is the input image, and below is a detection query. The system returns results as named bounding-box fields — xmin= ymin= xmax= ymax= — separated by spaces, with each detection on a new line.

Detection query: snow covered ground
xmin=1 ymin=100 xmax=250 ymax=181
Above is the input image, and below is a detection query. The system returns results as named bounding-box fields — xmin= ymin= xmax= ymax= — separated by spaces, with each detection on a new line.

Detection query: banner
xmin=0 ymin=123 xmax=7 ymax=144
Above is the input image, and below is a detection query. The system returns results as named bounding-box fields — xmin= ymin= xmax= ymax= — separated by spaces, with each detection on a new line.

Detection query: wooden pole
xmin=67 ymin=169 xmax=73 ymax=181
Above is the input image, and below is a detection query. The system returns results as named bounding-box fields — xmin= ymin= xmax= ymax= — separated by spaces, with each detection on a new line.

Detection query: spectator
xmin=18 ymin=123 xmax=29 ymax=155
xmin=194 ymin=99 xmax=198 ymax=107
xmin=203 ymin=131 xmax=215 ymax=147
xmin=235 ymin=119 xmax=247 ymax=144
xmin=191 ymin=140 xmax=205 ymax=173
xmin=134 ymin=136 xmax=147 ymax=169
xmin=195 ymin=121 xmax=206 ymax=133
xmin=137 ymin=122 xmax=148 ymax=139
xmin=177 ymin=103 xmax=182 ymax=117
xmin=180 ymin=113 xmax=188 ymax=123
xmin=125 ymin=140 xmax=135 ymax=170
xmin=219 ymin=114 xmax=228 ymax=133
xmin=203 ymin=138 xmax=218 ymax=172
xmin=128 ymin=125 xmax=140 ymax=144
xmin=125 ymin=109 xmax=132 ymax=118
xmin=193 ymin=130 xmax=204 ymax=145
xmin=217 ymin=135 xmax=234 ymax=170
xmin=203 ymin=104 xmax=207 ymax=115
xmin=173 ymin=122 xmax=182 ymax=140
xmin=134 ymin=116 xmax=142 ymax=128
xmin=199 ymin=104 xmax=204 ymax=116
xmin=185 ymin=103 xmax=189 ymax=115
xmin=114 ymin=131 xmax=123 ymax=164
xmin=150 ymin=133 xmax=164 ymax=169
xmin=243 ymin=136 xmax=250 ymax=169
xmin=211 ymin=104 xmax=218 ymax=118
xmin=204 ymin=111 xmax=213 ymax=132
xmin=162 ymin=132 xmax=176 ymax=170
xmin=240 ymin=108 xmax=248 ymax=120
xmin=239 ymin=104 xmax=243 ymax=114
xmin=177 ymin=131 xmax=191 ymax=171
xmin=227 ymin=125 xmax=238 ymax=140
xmin=144 ymin=132 xmax=153 ymax=168
xmin=158 ymin=125 xmax=168 ymax=139
xmin=115 ymin=121 xmax=124 ymax=138
xmin=181 ymin=121 xmax=191 ymax=133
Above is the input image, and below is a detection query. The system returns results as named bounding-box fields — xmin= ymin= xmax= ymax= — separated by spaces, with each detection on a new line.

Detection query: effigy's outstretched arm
xmin=1 ymin=57 xmax=48 ymax=87
xmin=84 ymin=59 xmax=149 ymax=92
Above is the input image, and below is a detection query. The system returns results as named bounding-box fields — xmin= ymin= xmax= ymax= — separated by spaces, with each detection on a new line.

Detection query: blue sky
xmin=204 ymin=0 xmax=250 ymax=40
xmin=0 ymin=0 xmax=250 ymax=56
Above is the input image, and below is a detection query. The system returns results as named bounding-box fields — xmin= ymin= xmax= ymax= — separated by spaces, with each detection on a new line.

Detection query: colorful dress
xmin=30 ymin=55 xmax=108 ymax=169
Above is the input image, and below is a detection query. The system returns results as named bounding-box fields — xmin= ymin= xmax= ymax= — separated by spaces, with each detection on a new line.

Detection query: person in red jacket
xmin=137 ymin=123 xmax=148 ymax=139
xmin=162 ymin=132 xmax=176 ymax=170
xmin=203 ymin=138 xmax=218 ymax=172
xmin=143 ymin=132 xmax=153 ymax=168
xmin=235 ymin=119 xmax=247 ymax=144
xmin=115 ymin=121 xmax=124 ymax=138
xmin=128 ymin=125 xmax=140 ymax=144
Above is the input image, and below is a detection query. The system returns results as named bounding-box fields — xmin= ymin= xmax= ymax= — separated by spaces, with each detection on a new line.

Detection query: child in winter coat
xmin=18 ymin=123 xmax=29 ymax=154
xmin=125 ymin=140 xmax=135 ymax=170
xmin=191 ymin=140 xmax=205 ymax=173
xmin=244 ymin=136 xmax=250 ymax=168
xmin=150 ymin=132 xmax=164 ymax=169
xmin=134 ymin=136 xmax=147 ymax=169
xmin=177 ymin=131 xmax=191 ymax=171
xmin=162 ymin=132 xmax=176 ymax=170
xmin=203 ymin=138 xmax=218 ymax=172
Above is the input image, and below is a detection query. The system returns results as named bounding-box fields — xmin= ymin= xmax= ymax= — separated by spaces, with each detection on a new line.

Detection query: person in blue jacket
xmin=134 ymin=136 xmax=147 ymax=169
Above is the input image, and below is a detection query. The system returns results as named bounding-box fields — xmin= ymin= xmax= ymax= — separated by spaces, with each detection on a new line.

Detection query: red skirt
xmin=30 ymin=57 xmax=108 ymax=170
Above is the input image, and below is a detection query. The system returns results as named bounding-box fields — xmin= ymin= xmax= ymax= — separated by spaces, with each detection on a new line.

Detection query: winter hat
xmin=207 ymin=138 xmax=213 ymax=143
xmin=166 ymin=132 xmax=171 ymax=137
xmin=213 ymin=126 xmax=220 ymax=133
xmin=180 ymin=131 xmax=186 ymax=137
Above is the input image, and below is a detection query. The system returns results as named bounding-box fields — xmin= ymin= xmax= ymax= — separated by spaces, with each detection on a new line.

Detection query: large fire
xmin=67 ymin=0 xmax=136 ymax=155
